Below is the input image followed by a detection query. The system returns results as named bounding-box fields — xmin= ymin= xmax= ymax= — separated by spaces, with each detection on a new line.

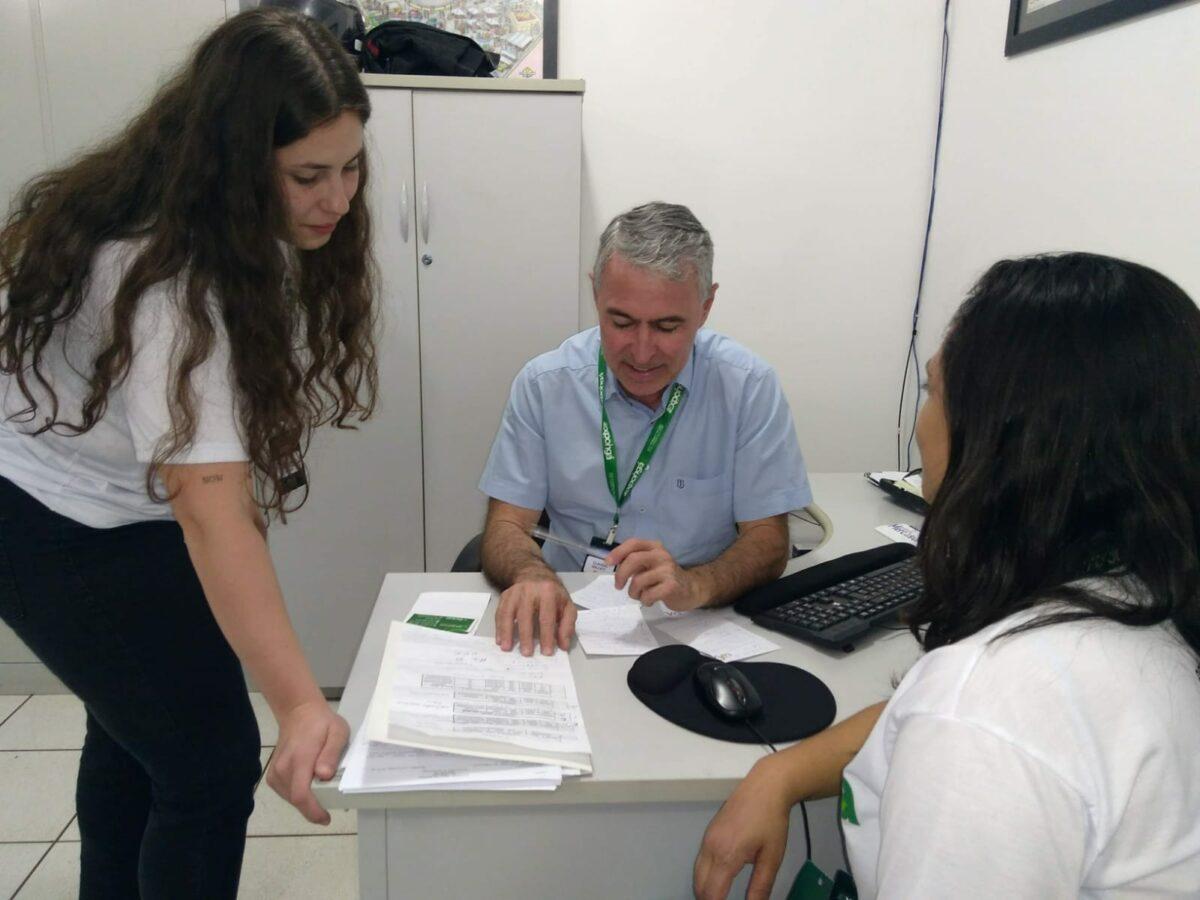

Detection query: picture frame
xmin=1005 ymin=0 xmax=1192 ymax=56
xmin=360 ymin=1 xmax=559 ymax=79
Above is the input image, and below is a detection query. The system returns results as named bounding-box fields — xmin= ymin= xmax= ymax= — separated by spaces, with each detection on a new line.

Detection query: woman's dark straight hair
xmin=907 ymin=252 xmax=1200 ymax=657
xmin=0 ymin=8 xmax=377 ymax=515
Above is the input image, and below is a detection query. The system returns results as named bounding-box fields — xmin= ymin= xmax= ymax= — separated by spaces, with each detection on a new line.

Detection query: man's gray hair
xmin=593 ymin=202 xmax=714 ymax=300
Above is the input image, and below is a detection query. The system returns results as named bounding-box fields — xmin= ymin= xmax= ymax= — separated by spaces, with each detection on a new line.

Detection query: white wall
xmin=559 ymin=0 xmax=1200 ymax=472
xmin=559 ymin=2 xmax=949 ymax=471
xmin=919 ymin=0 xmax=1200 ymax=374
xmin=3 ymin=0 xmax=1199 ymax=470
xmin=0 ymin=1 xmax=225 ymax=213
xmin=0 ymin=0 xmax=51 ymax=215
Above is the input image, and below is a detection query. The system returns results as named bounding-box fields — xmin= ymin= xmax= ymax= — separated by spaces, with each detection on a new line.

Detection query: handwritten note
xmin=657 ymin=613 xmax=780 ymax=662
xmin=574 ymin=605 xmax=659 ymax=656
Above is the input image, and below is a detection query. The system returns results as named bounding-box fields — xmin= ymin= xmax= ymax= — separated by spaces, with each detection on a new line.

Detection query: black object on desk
xmin=694 ymin=660 xmax=762 ymax=721
xmin=735 ymin=544 xmax=922 ymax=651
xmin=627 ymin=645 xmax=835 ymax=744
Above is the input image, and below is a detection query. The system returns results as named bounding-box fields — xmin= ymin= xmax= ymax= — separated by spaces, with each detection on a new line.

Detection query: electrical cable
xmin=745 ymin=719 xmax=813 ymax=863
xmin=896 ymin=0 xmax=952 ymax=470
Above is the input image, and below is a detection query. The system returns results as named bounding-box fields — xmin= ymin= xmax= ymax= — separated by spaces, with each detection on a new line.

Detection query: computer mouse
xmin=693 ymin=660 xmax=763 ymax=721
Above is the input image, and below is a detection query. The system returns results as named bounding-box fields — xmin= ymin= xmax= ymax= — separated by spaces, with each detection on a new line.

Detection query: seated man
xmin=479 ymin=201 xmax=812 ymax=655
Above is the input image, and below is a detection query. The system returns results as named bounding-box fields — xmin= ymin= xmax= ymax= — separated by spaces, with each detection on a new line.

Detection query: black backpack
xmin=362 ymin=21 xmax=499 ymax=77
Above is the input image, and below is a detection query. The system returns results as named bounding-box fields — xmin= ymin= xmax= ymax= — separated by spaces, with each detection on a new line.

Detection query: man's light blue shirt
xmin=479 ymin=327 xmax=812 ymax=571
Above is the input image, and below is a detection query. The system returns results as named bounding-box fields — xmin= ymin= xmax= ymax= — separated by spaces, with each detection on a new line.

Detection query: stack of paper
xmin=341 ymin=618 xmax=592 ymax=794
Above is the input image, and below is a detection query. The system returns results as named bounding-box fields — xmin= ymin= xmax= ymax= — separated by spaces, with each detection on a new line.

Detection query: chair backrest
xmin=450 ymin=511 xmax=551 ymax=573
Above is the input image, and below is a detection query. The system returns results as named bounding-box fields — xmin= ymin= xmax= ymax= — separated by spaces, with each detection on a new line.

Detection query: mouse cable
xmin=745 ymin=720 xmax=813 ymax=863
xmin=896 ymin=0 xmax=952 ymax=470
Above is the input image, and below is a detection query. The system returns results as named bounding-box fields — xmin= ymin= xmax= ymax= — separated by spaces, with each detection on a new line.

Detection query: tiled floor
xmin=0 ymin=693 xmax=358 ymax=899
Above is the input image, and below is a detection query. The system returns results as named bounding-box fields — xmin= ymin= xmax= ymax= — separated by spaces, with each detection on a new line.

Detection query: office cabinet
xmin=411 ymin=88 xmax=583 ymax=572
xmin=269 ymin=82 xmax=583 ymax=689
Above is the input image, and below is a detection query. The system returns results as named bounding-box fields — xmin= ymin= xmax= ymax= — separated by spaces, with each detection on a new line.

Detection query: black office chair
xmin=451 ymin=510 xmax=550 ymax=573
xmin=451 ymin=532 xmax=486 ymax=572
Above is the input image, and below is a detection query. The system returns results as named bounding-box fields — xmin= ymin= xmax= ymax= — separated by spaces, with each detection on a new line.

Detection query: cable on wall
xmin=896 ymin=0 xmax=952 ymax=470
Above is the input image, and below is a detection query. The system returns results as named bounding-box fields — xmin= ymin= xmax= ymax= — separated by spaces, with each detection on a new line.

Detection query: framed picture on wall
xmin=359 ymin=1 xmax=558 ymax=78
xmin=1005 ymin=0 xmax=1192 ymax=56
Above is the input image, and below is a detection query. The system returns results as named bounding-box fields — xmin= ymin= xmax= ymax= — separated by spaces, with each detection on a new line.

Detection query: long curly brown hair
xmin=0 ymin=8 xmax=377 ymax=516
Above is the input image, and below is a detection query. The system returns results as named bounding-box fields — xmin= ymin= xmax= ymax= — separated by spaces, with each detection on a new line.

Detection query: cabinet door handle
xmin=399 ymin=180 xmax=410 ymax=243
xmin=419 ymin=181 xmax=431 ymax=244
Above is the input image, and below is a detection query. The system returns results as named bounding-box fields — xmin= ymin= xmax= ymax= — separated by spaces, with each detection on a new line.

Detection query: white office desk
xmin=318 ymin=473 xmax=925 ymax=899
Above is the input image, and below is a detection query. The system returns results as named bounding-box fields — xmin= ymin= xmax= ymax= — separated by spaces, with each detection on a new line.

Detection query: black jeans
xmin=0 ymin=476 xmax=261 ymax=899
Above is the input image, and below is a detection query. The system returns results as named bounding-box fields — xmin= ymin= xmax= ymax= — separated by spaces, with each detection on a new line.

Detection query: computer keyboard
xmin=752 ymin=556 xmax=922 ymax=649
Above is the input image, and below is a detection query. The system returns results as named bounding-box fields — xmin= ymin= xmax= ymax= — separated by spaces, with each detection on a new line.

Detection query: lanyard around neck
xmin=597 ymin=347 xmax=685 ymax=537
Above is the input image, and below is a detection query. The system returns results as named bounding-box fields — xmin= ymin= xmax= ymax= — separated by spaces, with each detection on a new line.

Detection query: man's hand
xmin=494 ymin=577 xmax=577 ymax=656
xmin=607 ymin=538 xmax=709 ymax=611
xmin=693 ymin=755 xmax=794 ymax=900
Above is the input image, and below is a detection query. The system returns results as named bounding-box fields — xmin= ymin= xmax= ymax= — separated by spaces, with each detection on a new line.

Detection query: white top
xmin=843 ymin=582 xmax=1200 ymax=899
xmin=0 ymin=240 xmax=248 ymax=527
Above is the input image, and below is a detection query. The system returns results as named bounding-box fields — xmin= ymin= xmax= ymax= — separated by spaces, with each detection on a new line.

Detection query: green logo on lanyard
xmin=597 ymin=347 xmax=685 ymax=538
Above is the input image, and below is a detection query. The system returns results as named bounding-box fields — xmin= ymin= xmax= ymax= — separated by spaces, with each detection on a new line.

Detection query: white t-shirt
xmin=0 ymin=240 xmax=248 ymax=527
xmin=843 ymin=581 xmax=1200 ymax=899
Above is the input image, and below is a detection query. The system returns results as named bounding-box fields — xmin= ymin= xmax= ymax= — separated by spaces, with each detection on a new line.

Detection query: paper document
xmin=570 ymin=573 xmax=692 ymax=618
xmin=876 ymin=523 xmax=920 ymax=546
xmin=574 ymin=605 xmax=659 ymax=656
xmin=368 ymin=623 xmax=592 ymax=771
xmin=340 ymin=729 xmax=562 ymax=793
xmin=406 ymin=592 xmax=491 ymax=636
xmin=570 ymin=574 xmax=633 ymax=609
xmin=658 ymin=613 xmax=780 ymax=662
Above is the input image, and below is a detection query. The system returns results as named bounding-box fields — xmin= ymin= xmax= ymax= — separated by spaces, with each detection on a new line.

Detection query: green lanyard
xmin=597 ymin=347 xmax=685 ymax=544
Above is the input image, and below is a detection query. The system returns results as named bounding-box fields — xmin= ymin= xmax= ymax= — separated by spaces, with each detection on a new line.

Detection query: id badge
xmin=786 ymin=860 xmax=857 ymax=900
xmin=581 ymin=536 xmax=616 ymax=573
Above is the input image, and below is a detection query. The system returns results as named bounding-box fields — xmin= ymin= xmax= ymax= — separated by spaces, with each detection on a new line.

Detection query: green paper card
xmin=406 ymin=613 xmax=474 ymax=634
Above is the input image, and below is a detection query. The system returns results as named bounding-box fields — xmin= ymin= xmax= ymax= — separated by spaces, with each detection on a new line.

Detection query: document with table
xmin=341 ymin=618 xmax=593 ymax=793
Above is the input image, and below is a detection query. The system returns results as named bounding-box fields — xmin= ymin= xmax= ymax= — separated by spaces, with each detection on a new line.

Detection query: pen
xmin=528 ymin=525 xmax=608 ymax=559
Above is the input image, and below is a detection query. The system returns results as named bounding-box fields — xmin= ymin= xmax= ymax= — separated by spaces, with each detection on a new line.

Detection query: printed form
xmin=367 ymin=623 xmax=593 ymax=770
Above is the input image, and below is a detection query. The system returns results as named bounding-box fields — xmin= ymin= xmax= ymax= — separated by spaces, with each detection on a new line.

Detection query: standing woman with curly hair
xmin=0 ymin=9 xmax=377 ymax=896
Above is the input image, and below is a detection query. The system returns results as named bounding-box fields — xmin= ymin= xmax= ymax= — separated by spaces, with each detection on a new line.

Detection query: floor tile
xmin=0 ymin=694 xmax=28 ymax=724
xmin=238 ymin=835 xmax=357 ymax=899
xmin=13 ymin=841 xmax=76 ymax=899
xmin=0 ymin=751 xmax=80 ymax=841
xmin=0 ymin=843 xmax=51 ymax=899
xmin=16 ymin=836 xmax=361 ymax=900
xmin=59 ymin=748 xmax=274 ymax=843
xmin=0 ymin=663 xmax=66 ymax=695
xmin=0 ymin=694 xmax=85 ymax=750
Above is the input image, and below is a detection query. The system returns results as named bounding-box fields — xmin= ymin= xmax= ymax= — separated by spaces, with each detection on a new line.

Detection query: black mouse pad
xmin=627 ymin=645 xmax=836 ymax=744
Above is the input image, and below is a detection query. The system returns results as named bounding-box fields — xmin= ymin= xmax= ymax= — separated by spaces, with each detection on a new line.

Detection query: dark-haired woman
xmin=694 ymin=253 xmax=1200 ymax=899
xmin=0 ymin=10 xmax=376 ymax=897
